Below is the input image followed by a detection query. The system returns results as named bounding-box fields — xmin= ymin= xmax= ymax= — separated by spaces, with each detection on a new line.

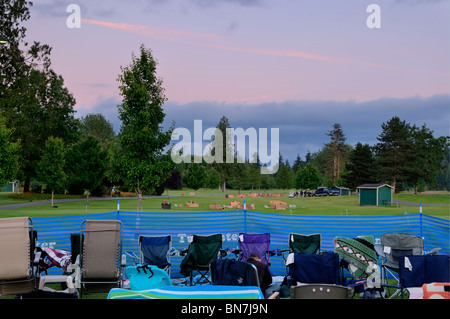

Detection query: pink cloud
xmin=81 ymin=19 xmax=436 ymax=74
xmin=81 ymin=18 xmax=219 ymax=42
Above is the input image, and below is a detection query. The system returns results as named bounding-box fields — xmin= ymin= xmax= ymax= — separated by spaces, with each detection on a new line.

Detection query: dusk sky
xmin=24 ymin=0 xmax=449 ymax=164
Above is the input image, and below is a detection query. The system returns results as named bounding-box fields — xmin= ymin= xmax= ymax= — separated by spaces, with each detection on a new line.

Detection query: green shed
xmin=358 ymin=183 xmax=394 ymax=206
xmin=0 ymin=180 xmax=19 ymax=192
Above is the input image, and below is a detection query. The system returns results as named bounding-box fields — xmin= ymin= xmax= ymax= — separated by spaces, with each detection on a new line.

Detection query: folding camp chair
xmin=287 ymin=251 xmax=341 ymax=285
xmin=289 ymin=233 xmax=321 ymax=254
xmin=78 ymin=220 xmax=124 ymax=298
xmin=334 ymin=235 xmax=380 ymax=297
xmin=180 ymin=233 xmax=224 ymax=285
xmin=278 ymin=233 xmax=322 ymax=267
xmin=0 ymin=217 xmax=37 ymax=297
xmin=398 ymin=254 xmax=450 ymax=299
xmin=233 ymin=233 xmax=275 ymax=264
xmin=376 ymin=232 xmax=424 ymax=298
xmin=286 ymin=251 xmax=352 ymax=299
xmin=139 ymin=235 xmax=172 ymax=275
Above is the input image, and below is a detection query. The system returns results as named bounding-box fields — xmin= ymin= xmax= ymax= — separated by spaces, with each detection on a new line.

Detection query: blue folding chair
xmin=287 ymin=252 xmax=341 ymax=285
xmin=138 ymin=235 xmax=172 ymax=275
xmin=287 ymin=252 xmax=353 ymax=299
xmin=399 ymin=254 xmax=450 ymax=298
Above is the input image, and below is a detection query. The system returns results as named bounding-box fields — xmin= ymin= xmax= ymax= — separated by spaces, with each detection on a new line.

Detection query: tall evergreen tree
xmin=211 ymin=116 xmax=234 ymax=192
xmin=374 ymin=116 xmax=415 ymax=192
xmin=275 ymin=162 xmax=293 ymax=190
xmin=292 ymin=154 xmax=304 ymax=173
xmin=343 ymin=142 xmax=377 ymax=191
xmin=325 ymin=123 xmax=347 ymax=184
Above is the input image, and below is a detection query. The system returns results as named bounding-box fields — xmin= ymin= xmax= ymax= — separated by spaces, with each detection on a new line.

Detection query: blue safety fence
xmin=31 ymin=211 xmax=449 ymax=278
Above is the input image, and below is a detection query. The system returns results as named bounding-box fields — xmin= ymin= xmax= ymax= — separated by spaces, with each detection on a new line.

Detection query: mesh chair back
xmin=0 ymin=217 xmax=32 ymax=280
xmin=192 ymin=233 xmax=223 ymax=268
xmin=238 ymin=233 xmax=271 ymax=263
xmin=139 ymin=235 xmax=171 ymax=269
xmin=289 ymin=233 xmax=321 ymax=254
xmin=381 ymin=233 xmax=423 ymax=271
xmin=81 ymin=220 xmax=122 ymax=280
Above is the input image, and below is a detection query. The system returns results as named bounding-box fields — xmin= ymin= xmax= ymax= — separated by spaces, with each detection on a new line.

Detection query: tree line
xmin=1 ymin=1 xmax=448 ymax=211
xmin=175 ymin=118 xmax=449 ymax=195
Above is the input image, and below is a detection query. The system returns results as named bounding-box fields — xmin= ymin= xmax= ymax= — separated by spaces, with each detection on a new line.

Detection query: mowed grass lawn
xmin=0 ymin=189 xmax=449 ymax=219
xmin=0 ymin=190 xmax=448 ymax=299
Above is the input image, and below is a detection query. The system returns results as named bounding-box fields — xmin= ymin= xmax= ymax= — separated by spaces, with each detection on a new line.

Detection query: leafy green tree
xmin=80 ymin=113 xmax=115 ymax=149
xmin=183 ymin=163 xmax=206 ymax=195
xmin=65 ymin=136 xmax=107 ymax=201
xmin=204 ymin=166 xmax=220 ymax=189
xmin=410 ymin=125 xmax=448 ymax=192
xmin=343 ymin=142 xmax=377 ymax=191
xmin=294 ymin=163 xmax=321 ymax=190
xmin=36 ymin=137 xmax=66 ymax=207
xmin=113 ymin=44 xmax=174 ymax=211
xmin=0 ymin=116 xmax=20 ymax=186
xmin=436 ymin=147 xmax=450 ymax=191
xmin=1 ymin=1 xmax=79 ymax=191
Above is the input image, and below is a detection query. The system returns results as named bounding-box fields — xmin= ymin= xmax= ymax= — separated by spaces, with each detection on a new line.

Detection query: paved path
xmin=0 ymin=193 xmax=204 ymax=210
xmin=392 ymin=200 xmax=448 ymax=207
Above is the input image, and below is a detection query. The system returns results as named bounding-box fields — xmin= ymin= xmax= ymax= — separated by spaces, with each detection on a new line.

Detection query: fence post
xmin=244 ymin=200 xmax=247 ymax=234
xmin=419 ymin=203 xmax=423 ymax=239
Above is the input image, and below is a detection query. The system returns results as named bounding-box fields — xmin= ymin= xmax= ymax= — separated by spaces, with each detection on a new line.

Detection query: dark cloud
xmin=77 ymin=94 xmax=450 ymax=164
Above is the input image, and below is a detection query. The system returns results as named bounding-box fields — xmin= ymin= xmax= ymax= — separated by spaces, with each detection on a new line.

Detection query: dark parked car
xmin=329 ymin=189 xmax=340 ymax=196
xmin=313 ymin=187 xmax=331 ymax=196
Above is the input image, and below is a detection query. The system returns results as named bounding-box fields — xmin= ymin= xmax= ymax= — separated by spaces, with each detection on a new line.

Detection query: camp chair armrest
xmin=231 ymin=249 xmax=242 ymax=256
xmin=179 ymin=249 xmax=189 ymax=256
xmin=267 ymin=249 xmax=277 ymax=257
xmin=219 ymin=249 xmax=228 ymax=258
xmin=276 ymin=248 xmax=289 ymax=256
xmin=427 ymin=248 xmax=441 ymax=255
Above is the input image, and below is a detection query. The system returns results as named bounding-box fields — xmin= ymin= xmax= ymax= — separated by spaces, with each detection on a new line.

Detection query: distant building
xmin=358 ymin=183 xmax=394 ymax=206
xmin=331 ymin=186 xmax=350 ymax=196
xmin=0 ymin=180 xmax=19 ymax=192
